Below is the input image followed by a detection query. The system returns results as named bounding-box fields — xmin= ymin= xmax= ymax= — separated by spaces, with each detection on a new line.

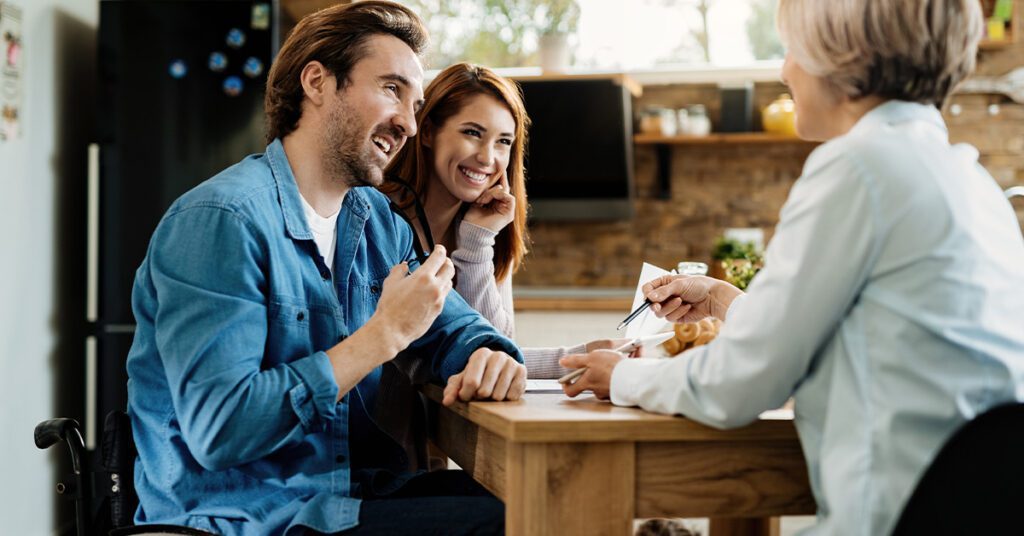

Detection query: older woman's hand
xmin=642 ymin=275 xmax=744 ymax=323
xmin=559 ymin=350 xmax=625 ymax=400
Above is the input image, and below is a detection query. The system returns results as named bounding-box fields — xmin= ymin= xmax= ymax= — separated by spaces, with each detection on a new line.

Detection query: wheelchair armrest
xmin=35 ymin=418 xmax=83 ymax=450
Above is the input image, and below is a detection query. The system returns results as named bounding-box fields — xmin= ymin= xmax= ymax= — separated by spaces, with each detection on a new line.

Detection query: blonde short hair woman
xmin=560 ymin=1 xmax=1024 ymax=534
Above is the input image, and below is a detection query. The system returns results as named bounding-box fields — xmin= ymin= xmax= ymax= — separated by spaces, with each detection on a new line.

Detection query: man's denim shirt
xmin=125 ymin=139 xmax=522 ymax=535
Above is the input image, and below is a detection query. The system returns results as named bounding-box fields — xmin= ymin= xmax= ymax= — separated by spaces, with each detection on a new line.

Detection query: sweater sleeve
xmin=452 ymin=220 xmax=516 ymax=338
xmin=522 ymin=343 xmax=587 ymax=379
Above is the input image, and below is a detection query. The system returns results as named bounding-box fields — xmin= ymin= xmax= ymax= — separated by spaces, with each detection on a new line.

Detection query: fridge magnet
xmin=251 ymin=3 xmax=270 ymax=30
xmin=208 ymin=51 xmax=227 ymax=72
xmin=168 ymin=59 xmax=187 ymax=79
xmin=223 ymin=75 xmax=243 ymax=97
xmin=243 ymin=56 xmax=262 ymax=78
xmin=226 ymin=28 xmax=245 ymax=49
xmin=1 ymin=0 xmax=23 ymax=142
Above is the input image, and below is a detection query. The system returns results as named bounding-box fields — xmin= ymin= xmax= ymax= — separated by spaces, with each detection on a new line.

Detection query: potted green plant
xmin=535 ymin=0 xmax=580 ymax=71
xmin=710 ymin=236 xmax=763 ymax=290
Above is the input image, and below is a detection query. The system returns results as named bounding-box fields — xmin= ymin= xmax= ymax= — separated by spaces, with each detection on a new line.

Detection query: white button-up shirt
xmin=611 ymin=100 xmax=1024 ymax=535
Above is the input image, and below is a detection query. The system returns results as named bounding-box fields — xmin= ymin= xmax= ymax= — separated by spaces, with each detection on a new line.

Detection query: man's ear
xmin=299 ymin=61 xmax=333 ymax=107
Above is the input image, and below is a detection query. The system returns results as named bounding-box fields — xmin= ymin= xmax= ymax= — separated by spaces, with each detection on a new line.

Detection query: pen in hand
xmin=616 ymin=300 xmax=652 ymax=331
xmin=557 ymin=340 xmax=636 ymax=385
xmin=556 ymin=332 xmax=674 ymax=386
xmin=617 ymin=269 xmax=676 ymax=331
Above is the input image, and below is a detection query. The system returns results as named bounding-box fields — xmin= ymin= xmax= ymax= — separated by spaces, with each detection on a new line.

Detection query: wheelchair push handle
xmin=35 ymin=417 xmax=83 ymax=450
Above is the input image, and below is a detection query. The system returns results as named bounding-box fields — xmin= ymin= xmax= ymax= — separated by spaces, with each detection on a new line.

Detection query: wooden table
xmin=424 ymin=385 xmax=815 ymax=536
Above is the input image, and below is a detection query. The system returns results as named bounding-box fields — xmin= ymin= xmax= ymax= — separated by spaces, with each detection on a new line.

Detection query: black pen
xmin=617 ymin=268 xmax=677 ymax=331
xmin=616 ymin=300 xmax=652 ymax=331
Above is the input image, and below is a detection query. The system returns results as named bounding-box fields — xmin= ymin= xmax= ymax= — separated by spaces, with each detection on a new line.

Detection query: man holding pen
xmin=125 ymin=3 xmax=524 ymax=534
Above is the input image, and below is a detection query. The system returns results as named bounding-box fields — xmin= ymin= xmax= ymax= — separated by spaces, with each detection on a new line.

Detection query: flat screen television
xmin=517 ymin=77 xmax=635 ymax=220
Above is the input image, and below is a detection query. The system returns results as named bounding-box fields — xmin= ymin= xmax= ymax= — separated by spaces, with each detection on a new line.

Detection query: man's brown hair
xmin=264 ymin=1 xmax=428 ymax=143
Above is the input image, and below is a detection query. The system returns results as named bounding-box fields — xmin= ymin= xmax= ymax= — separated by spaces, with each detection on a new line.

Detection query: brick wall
xmin=516 ymin=13 xmax=1024 ymax=288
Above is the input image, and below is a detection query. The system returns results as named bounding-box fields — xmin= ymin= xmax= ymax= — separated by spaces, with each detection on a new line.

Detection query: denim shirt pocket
xmin=266 ymin=300 xmax=316 ymax=366
xmin=353 ymin=272 xmax=387 ymax=328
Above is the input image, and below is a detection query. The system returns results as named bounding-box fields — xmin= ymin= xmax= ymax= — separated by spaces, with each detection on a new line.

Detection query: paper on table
xmin=526 ymin=379 xmax=565 ymax=393
xmin=625 ymin=262 xmax=672 ymax=339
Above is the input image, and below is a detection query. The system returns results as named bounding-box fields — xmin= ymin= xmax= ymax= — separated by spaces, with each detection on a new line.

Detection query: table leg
xmin=709 ymin=517 xmax=780 ymax=536
xmin=505 ymin=441 xmax=636 ymax=536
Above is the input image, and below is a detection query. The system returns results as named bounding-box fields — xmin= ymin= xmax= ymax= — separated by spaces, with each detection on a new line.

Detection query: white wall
xmin=0 ymin=0 xmax=96 ymax=533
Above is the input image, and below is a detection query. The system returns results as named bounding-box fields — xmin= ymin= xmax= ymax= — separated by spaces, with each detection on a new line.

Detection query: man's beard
xmin=322 ymin=98 xmax=384 ymax=188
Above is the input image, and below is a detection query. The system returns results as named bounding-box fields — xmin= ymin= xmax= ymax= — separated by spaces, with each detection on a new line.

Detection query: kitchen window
xmin=399 ymin=0 xmax=784 ymax=72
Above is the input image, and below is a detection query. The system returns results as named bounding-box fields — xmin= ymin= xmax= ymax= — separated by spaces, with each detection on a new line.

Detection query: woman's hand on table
xmin=642 ymin=274 xmax=744 ymax=323
xmin=558 ymin=350 xmax=625 ymax=400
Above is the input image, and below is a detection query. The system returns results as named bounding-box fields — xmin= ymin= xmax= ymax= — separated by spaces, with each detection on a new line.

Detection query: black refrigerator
xmin=87 ymin=0 xmax=279 ymax=448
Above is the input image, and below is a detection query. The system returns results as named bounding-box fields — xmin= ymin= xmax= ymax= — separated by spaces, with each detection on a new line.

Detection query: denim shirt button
xmin=370 ymin=285 xmax=379 ymax=294
xmin=320 ymin=269 xmax=330 ymax=280
xmin=296 ymin=311 xmax=305 ymax=321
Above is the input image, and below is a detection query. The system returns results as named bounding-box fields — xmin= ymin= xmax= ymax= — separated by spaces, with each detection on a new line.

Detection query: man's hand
xmin=463 ymin=171 xmax=515 ymax=233
xmin=442 ymin=348 xmax=526 ymax=406
xmin=558 ymin=350 xmax=625 ymax=400
xmin=642 ymin=274 xmax=744 ymax=323
xmin=372 ymin=245 xmax=454 ymax=350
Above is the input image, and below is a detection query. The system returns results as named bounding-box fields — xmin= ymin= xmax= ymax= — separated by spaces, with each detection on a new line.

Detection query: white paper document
xmin=625 ymin=262 xmax=673 ymax=339
xmin=525 ymin=379 xmax=565 ymax=393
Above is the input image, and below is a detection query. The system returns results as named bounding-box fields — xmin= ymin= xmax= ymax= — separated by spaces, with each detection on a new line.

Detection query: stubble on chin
xmin=322 ymin=101 xmax=384 ymax=188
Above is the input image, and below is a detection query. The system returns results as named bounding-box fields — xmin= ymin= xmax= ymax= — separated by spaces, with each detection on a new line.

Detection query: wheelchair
xmin=35 ymin=411 xmax=213 ymax=536
xmin=44 ymin=402 xmax=1024 ymax=535
xmin=892 ymin=402 xmax=1024 ymax=534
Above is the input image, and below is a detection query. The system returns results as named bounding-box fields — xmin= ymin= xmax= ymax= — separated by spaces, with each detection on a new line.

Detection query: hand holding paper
xmin=623 ymin=263 xmax=675 ymax=339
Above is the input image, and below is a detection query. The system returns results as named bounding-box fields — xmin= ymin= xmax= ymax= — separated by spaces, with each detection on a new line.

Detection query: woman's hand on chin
xmin=464 ymin=170 xmax=515 ymax=233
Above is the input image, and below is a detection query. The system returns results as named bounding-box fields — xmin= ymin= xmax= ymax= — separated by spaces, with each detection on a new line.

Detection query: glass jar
xmin=639 ymin=107 xmax=664 ymax=135
xmin=687 ymin=105 xmax=711 ymax=136
xmin=676 ymin=108 xmax=690 ymax=136
xmin=676 ymin=261 xmax=709 ymax=276
xmin=640 ymin=107 xmax=678 ymax=136
xmin=762 ymin=93 xmax=797 ymax=136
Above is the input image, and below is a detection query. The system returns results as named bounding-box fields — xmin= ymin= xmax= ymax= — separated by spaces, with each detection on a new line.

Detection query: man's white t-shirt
xmin=299 ymin=195 xmax=339 ymax=272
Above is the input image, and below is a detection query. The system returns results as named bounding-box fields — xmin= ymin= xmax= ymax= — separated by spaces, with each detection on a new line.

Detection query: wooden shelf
xmin=513 ymin=288 xmax=634 ymax=312
xmin=979 ymin=37 xmax=1016 ymax=49
xmin=514 ymin=296 xmax=633 ymax=312
xmin=978 ymin=0 xmax=1017 ymax=49
xmin=635 ymin=132 xmax=818 ymax=199
xmin=635 ymin=132 xmax=812 ymax=145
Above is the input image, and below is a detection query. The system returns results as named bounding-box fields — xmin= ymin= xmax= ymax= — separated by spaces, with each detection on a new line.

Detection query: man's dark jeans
xmin=313 ymin=470 xmax=504 ymax=536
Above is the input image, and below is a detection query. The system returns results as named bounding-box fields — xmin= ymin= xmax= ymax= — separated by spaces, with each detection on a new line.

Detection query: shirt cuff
xmin=610 ymin=357 xmax=666 ymax=407
xmin=725 ymin=293 xmax=748 ymax=323
xmin=453 ymin=221 xmax=497 ymax=263
xmin=286 ymin=351 xmax=340 ymax=432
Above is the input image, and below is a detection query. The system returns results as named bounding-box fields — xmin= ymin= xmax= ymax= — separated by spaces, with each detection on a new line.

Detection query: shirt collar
xmin=265 ymin=138 xmax=370 ymax=241
xmin=847 ymin=100 xmax=947 ymax=138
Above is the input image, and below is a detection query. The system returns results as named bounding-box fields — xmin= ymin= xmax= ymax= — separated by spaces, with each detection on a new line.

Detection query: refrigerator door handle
xmin=85 ymin=336 xmax=97 ymax=450
xmin=87 ymin=143 xmax=99 ymax=323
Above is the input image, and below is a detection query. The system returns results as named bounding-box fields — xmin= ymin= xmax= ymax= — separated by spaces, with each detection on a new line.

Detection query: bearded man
xmin=125 ymin=3 xmax=524 ymax=534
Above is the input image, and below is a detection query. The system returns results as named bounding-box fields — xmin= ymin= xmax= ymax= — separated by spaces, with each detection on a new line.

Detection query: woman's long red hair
xmin=383 ymin=63 xmax=530 ymax=282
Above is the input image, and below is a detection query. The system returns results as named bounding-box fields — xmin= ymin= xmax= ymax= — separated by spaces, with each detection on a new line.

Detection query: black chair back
xmin=101 ymin=411 xmax=139 ymax=529
xmin=893 ymin=402 xmax=1024 ymax=535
